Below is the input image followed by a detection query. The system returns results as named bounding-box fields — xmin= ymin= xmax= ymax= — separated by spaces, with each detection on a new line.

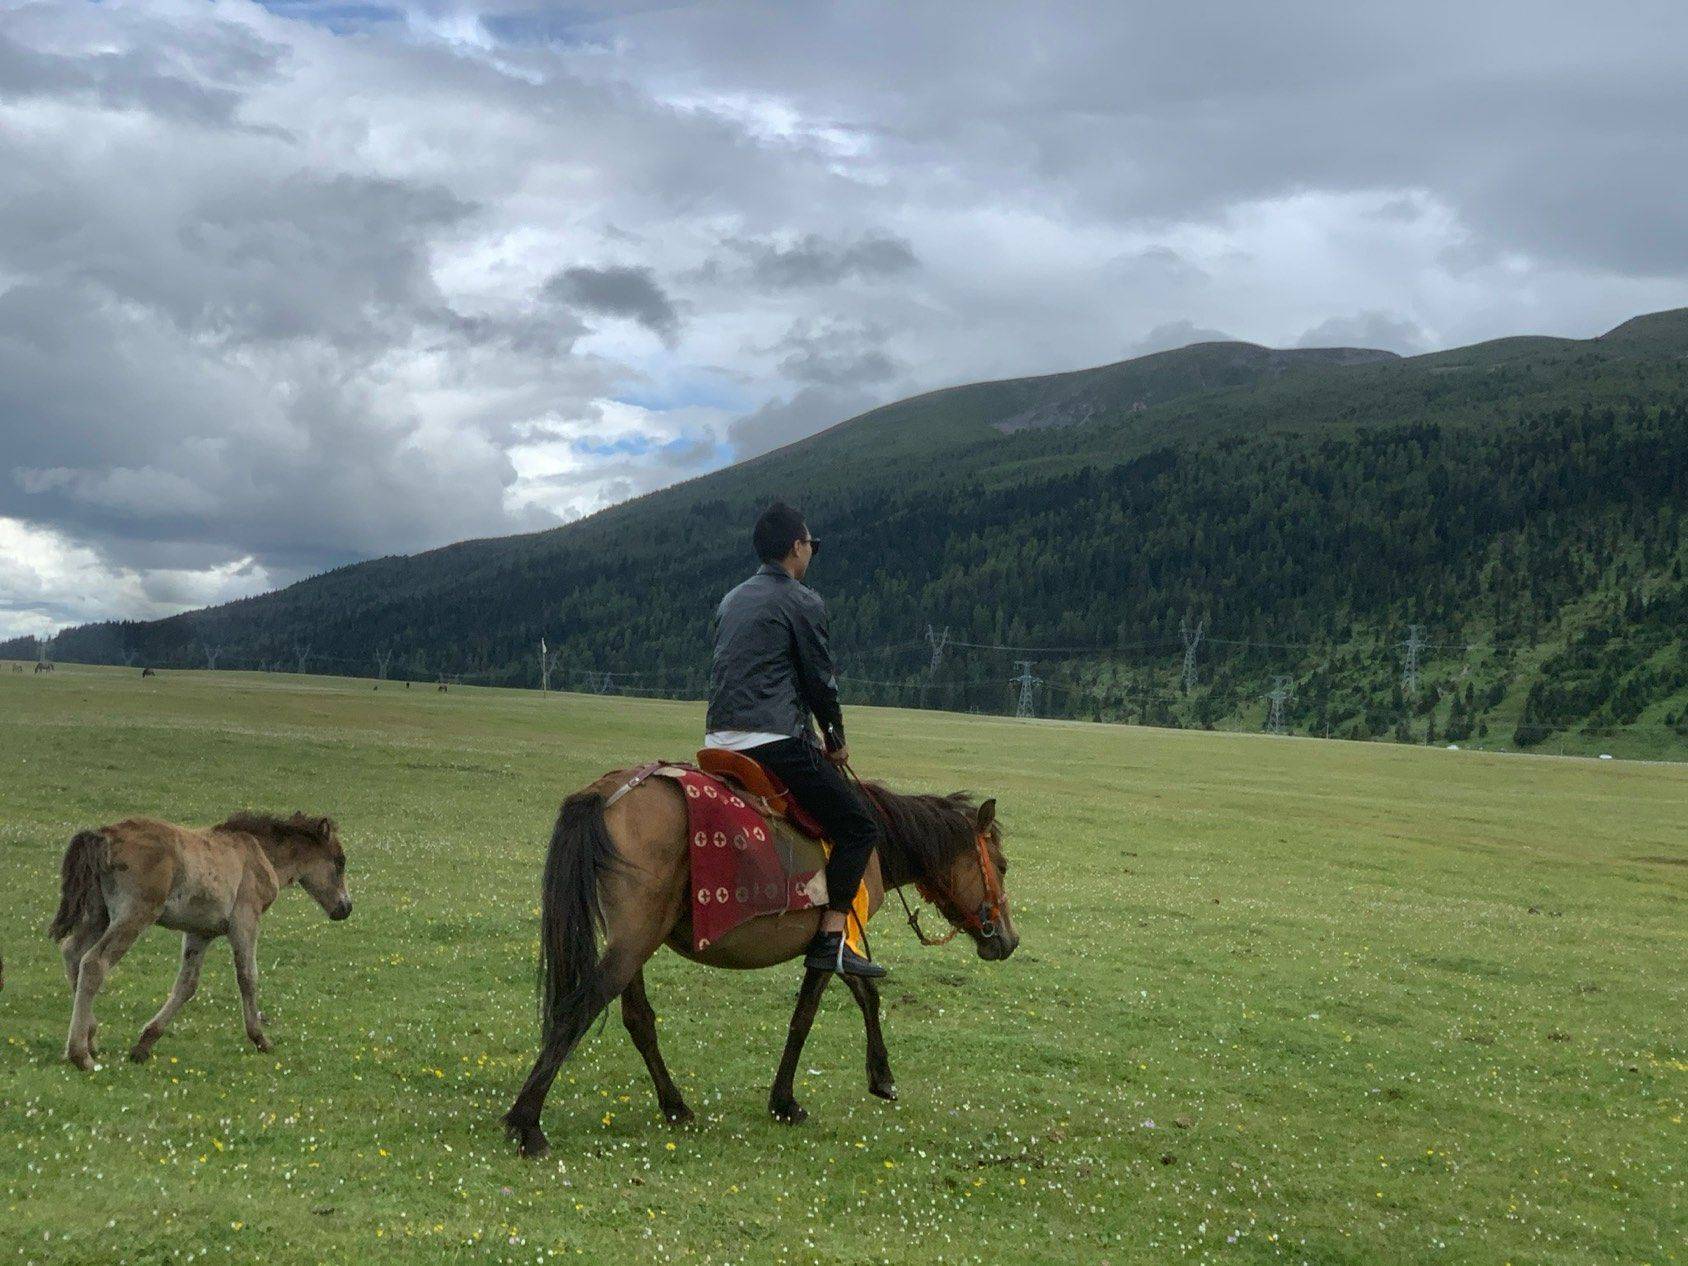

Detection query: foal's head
xmin=226 ymin=812 xmax=353 ymax=920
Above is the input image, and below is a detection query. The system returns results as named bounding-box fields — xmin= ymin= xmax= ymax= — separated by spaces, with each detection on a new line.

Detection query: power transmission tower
xmin=374 ymin=648 xmax=393 ymax=680
xmin=926 ymin=624 xmax=950 ymax=675
xmin=595 ymin=670 xmax=615 ymax=695
xmin=1010 ymin=660 xmax=1042 ymax=718
xmin=1180 ymin=616 xmax=1205 ymax=693
xmin=37 ymin=635 xmax=50 ymax=665
xmin=1266 ymin=676 xmax=1292 ymax=735
xmin=202 ymin=643 xmax=221 ymax=671
xmin=1401 ymin=624 xmax=1426 ymax=697
xmin=294 ymin=642 xmax=311 ymax=675
xmin=538 ymin=640 xmax=564 ymax=693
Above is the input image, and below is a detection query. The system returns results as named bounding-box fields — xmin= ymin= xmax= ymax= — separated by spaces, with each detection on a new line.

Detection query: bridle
xmin=844 ymin=763 xmax=1008 ymax=948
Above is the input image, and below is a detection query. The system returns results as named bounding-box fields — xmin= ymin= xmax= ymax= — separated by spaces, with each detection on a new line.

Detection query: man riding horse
xmin=704 ymin=502 xmax=886 ymax=978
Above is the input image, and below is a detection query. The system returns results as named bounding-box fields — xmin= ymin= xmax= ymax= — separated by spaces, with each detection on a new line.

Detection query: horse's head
xmin=937 ymin=797 xmax=1017 ymax=961
xmin=285 ymin=812 xmax=353 ymax=921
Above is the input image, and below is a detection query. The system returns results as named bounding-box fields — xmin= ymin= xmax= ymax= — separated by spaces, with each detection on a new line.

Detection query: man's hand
xmin=826 ymin=743 xmax=850 ymax=765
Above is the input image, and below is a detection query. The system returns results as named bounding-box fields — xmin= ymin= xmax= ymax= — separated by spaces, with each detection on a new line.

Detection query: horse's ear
xmin=976 ymin=799 xmax=996 ymax=831
xmin=315 ymin=816 xmax=333 ymax=841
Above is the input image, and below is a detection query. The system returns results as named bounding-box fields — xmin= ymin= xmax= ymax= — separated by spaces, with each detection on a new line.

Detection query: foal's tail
xmin=536 ymin=790 xmax=622 ymax=1048
xmin=47 ymin=830 xmax=109 ymax=942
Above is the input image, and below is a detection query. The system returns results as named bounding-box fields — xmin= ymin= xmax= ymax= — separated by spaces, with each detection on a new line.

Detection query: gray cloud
xmin=771 ymin=318 xmax=901 ymax=387
xmin=544 ymin=264 xmax=681 ymax=345
xmin=704 ymin=230 xmax=918 ymax=290
xmin=0 ymin=15 xmax=287 ymax=132
xmin=1297 ymin=311 xmax=1429 ymax=354
xmin=728 ymin=386 xmax=878 ymax=460
xmin=1127 ymin=320 xmax=1237 ymax=357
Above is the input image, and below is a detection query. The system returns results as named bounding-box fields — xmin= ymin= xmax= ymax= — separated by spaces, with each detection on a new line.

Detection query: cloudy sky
xmin=3 ymin=0 xmax=1686 ymax=638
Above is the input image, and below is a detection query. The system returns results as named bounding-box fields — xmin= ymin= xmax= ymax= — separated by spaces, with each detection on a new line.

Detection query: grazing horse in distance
xmin=48 ymin=812 xmax=353 ymax=1069
xmin=503 ymin=767 xmax=1016 ymax=1158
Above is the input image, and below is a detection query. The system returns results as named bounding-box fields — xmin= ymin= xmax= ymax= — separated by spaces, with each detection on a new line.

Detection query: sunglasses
xmin=801 ymin=536 xmax=821 ymax=555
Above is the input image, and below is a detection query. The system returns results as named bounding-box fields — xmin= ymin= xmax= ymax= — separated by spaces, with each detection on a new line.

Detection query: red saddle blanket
xmin=668 ymin=767 xmax=827 ymax=951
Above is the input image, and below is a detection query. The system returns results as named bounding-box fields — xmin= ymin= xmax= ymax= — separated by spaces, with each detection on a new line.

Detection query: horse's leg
xmin=65 ymin=903 xmax=156 ymax=1070
xmin=621 ymin=967 xmax=692 ymax=1125
xmin=769 ymin=966 xmax=832 ymax=1124
xmin=227 ymin=913 xmax=270 ymax=1052
xmin=842 ymin=974 xmax=896 ymax=1101
xmin=504 ymin=781 xmax=689 ymax=1158
xmin=506 ymin=939 xmax=660 ymax=1156
xmin=130 ymin=933 xmax=210 ymax=1063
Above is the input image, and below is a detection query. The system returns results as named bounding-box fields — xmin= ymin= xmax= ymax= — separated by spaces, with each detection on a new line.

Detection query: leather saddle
xmin=695 ymin=748 xmax=827 ymax=841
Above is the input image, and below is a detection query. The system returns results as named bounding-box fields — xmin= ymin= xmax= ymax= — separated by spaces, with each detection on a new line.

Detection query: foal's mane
xmin=856 ymin=782 xmax=982 ymax=882
xmin=217 ymin=811 xmax=332 ymax=843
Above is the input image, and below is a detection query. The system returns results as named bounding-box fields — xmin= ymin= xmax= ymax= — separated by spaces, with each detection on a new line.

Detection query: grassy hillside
xmin=1 ymin=666 xmax=1683 ymax=1263
xmin=21 ymin=309 xmax=1688 ymax=757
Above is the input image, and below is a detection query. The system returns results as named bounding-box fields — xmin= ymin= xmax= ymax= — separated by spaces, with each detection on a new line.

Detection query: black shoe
xmin=805 ymin=930 xmax=888 ymax=978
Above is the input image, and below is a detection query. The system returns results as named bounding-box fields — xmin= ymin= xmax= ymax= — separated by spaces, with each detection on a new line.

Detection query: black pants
xmin=747 ymin=737 xmax=879 ymax=914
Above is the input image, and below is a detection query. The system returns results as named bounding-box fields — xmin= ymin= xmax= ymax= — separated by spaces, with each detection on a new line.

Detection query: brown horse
xmin=47 ymin=812 xmax=353 ymax=1069
xmin=502 ymin=767 xmax=1017 ymax=1157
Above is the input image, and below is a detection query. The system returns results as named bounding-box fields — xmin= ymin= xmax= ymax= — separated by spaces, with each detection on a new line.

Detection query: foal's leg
xmin=621 ymin=968 xmax=693 ymax=1125
xmin=65 ymin=905 xmax=157 ymax=1070
xmin=227 ymin=913 xmax=271 ymax=1052
xmin=130 ymin=933 xmax=210 ymax=1063
xmin=842 ymin=974 xmax=897 ymax=1101
xmin=769 ymin=966 xmax=833 ymax=1124
xmin=60 ymin=924 xmax=103 ymax=1051
xmin=60 ymin=924 xmax=100 ymax=992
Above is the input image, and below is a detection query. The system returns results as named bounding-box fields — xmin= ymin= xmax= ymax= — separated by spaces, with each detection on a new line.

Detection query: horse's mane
xmin=856 ymin=782 xmax=980 ymax=881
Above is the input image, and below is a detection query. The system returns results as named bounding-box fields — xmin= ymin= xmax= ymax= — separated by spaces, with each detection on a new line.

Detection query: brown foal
xmin=48 ymin=812 xmax=353 ymax=1069
xmin=503 ymin=770 xmax=1017 ymax=1158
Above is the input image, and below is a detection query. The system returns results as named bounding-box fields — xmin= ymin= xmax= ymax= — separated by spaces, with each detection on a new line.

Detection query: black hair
xmin=753 ymin=502 xmax=807 ymax=564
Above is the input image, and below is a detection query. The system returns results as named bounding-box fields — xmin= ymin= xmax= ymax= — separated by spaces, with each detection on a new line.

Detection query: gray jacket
xmin=706 ymin=563 xmax=846 ymax=750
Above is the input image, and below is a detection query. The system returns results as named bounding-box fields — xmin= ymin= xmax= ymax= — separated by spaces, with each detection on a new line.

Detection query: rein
xmin=842 ymin=762 xmax=1007 ymax=949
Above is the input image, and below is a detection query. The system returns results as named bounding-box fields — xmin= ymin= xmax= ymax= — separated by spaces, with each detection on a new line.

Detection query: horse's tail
xmin=536 ymin=790 xmax=622 ymax=1047
xmin=48 ymin=830 xmax=109 ymax=942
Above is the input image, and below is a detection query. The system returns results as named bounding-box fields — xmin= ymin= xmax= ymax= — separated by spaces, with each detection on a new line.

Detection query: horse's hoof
xmin=251 ymin=1033 xmax=273 ymax=1053
xmin=870 ymin=1081 xmax=897 ymax=1101
xmin=129 ymin=1044 xmax=152 ymax=1064
xmin=516 ymin=1126 xmax=549 ymax=1158
xmin=663 ymin=1104 xmax=695 ymax=1127
xmin=770 ymin=1101 xmax=807 ymax=1125
xmin=503 ymin=1113 xmax=549 ymax=1158
xmin=66 ymin=1050 xmax=94 ymax=1072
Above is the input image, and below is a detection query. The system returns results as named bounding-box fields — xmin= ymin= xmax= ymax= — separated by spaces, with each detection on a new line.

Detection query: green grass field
xmin=1 ymin=665 xmax=1682 ymax=1264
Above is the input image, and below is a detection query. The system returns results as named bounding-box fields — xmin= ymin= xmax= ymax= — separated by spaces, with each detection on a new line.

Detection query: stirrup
xmin=806 ymin=931 xmax=887 ymax=978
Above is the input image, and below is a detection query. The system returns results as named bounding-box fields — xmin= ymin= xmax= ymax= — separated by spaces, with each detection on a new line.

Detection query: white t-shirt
xmin=703 ymin=729 xmax=788 ymax=751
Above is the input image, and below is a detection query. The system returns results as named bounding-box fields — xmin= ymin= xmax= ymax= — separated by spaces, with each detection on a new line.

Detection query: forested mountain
xmin=17 ymin=309 xmax=1688 ymax=757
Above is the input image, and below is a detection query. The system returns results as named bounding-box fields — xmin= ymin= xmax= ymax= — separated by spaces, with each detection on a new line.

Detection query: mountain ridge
xmin=15 ymin=308 xmax=1688 ymax=757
